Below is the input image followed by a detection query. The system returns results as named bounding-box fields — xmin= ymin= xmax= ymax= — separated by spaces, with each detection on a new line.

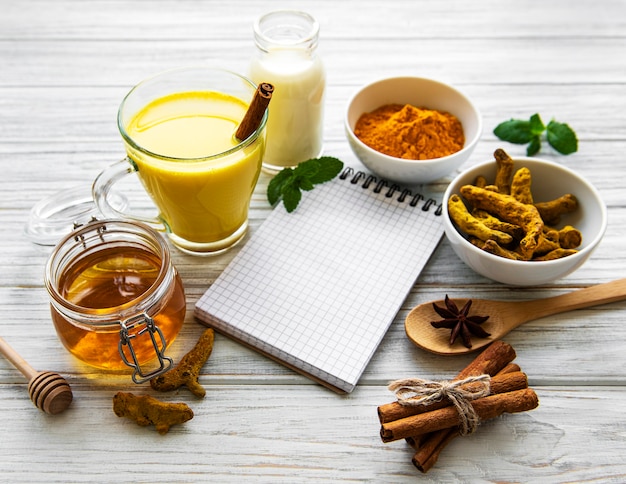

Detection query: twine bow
xmin=388 ymin=374 xmax=491 ymax=435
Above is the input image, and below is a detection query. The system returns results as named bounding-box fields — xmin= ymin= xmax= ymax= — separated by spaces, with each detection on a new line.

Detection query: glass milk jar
xmin=249 ymin=10 xmax=326 ymax=171
xmin=44 ymin=219 xmax=186 ymax=383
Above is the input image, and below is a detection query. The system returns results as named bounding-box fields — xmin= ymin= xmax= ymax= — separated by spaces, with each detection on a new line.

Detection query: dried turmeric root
xmin=472 ymin=208 xmax=525 ymax=239
xmin=534 ymin=193 xmax=578 ymax=225
xmin=460 ymin=185 xmax=544 ymax=259
xmin=510 ymin=167 xmax=533 ymax=204
xmin=494 ymin=148 xmax=515 ymax=194
xmin=475 ymin=239 xmax=525 ymax=260
xmin=448 ymin=194 xmax=513 ymax=245
xmin=113 ymin=392 xmax=193 ymax=435
xmin=534 ymin=248 xmax=579 ymax=261
xmin=150 ymin=328 xmax=214 ymax=398
xmin=558 ymin=225 xmax=583 ymax=249
xmin=452 ymin=149 xmax=582 ymax=261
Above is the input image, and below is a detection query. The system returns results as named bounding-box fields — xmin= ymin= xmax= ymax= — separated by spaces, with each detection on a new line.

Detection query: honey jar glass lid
xmin=24 ymin=184 xmax=128 ymax=246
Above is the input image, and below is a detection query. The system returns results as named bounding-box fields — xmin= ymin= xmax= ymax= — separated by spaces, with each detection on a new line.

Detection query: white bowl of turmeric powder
xmin=443 ymin=153 xmax=607 ymax=286
xmin=345 ymin=76 xmax=482 ymax=184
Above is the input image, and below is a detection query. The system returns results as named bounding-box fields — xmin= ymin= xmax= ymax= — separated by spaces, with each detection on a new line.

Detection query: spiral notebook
xmin=194 ymin=168 xmax=443 ymax=393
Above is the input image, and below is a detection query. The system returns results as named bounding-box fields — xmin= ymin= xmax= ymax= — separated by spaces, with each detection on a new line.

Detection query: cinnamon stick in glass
xmin=235 ymin=82 xmax=274 ymax=141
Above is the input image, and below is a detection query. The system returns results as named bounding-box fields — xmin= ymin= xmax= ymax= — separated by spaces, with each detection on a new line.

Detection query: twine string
xmin=388 ymin=374 xmax=491 ymax=435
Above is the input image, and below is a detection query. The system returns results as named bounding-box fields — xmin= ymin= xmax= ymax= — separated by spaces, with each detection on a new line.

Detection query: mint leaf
xmin=546 ymin=120 xmax=578 ymax=154
xmin=495 ymin=114 xmax=578 ymax=156
xmin=267 ymin=168 xmax=294 ymax=205
xmin=493 ymin=119 xmax=534 ymax=144
xmin=266 ymin=156 xmax=345 ymax=212
xmin=308 ymin=156 xmax=344 ymax=184
xmin=282 ymin=182 xmax=302 ymax=213
xmin=527 ymin=135 xmax=542 ymax=156
xmin=529 ymin=113 xmax=546 ymax=135
xmin=298 ymin=177 xmax=315 ymax=191
xmin=293 ymin=158 xmax=320 ymax=179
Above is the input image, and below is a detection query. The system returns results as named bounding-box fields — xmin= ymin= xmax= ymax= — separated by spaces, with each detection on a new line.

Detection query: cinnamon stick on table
xmin=405 ymin=362 xmax=521 ymax=448
xmin=411 ymin=427 xmax=458 ymax=473
xmin=380 ymin=387 xmax=539 ymax=443
xmin=378 ymin=340 xmax=516 ymax=424
xmin=378 ymin=370 xmax=528 ymax=424
xmin=377 ymin=341 xmax=518 ymax=474
xmin=409 ymin=361 xmax=523 ymax=473
xmin=235 ymin=82 xmax=274 ymax=141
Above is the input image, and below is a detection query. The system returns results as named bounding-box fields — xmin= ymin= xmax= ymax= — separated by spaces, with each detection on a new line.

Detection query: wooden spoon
xmin=405 ymin=278 xmax=626 ymax=355
xmin=0 ymin=336 xmax=73 ymax=414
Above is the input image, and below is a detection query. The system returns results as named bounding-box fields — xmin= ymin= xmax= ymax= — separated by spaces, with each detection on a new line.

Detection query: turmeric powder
xmin=353 ymin=104 xmax=464 ymax=160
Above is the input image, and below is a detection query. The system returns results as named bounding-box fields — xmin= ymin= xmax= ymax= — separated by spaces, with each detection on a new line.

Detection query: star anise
xmin=430 ymin=295 xmax=491 ymax=348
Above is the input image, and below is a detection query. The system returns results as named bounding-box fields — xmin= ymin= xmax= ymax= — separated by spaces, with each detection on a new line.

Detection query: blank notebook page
xmin=194 ymin=169 xmax=443 ymax=393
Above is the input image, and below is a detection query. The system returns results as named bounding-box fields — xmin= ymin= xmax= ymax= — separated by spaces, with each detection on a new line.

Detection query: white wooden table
xmin=1 ymin=1 xmax=625 ymax=482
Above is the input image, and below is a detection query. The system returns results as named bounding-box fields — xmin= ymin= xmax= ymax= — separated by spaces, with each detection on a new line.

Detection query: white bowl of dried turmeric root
xmin=443 ymin=149 xmax=607 ymax=286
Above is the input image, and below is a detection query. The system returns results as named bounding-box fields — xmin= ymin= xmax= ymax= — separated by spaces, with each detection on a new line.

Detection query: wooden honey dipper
xmin=0 ymin=335 xmax=73 ymax=414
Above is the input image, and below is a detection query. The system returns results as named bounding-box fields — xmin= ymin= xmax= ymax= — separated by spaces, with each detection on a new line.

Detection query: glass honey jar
xmin=44 ymin=219 xmax=186 ymax=383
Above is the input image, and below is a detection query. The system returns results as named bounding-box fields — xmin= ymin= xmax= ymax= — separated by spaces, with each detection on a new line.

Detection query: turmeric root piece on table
xmin=113 ymin=392 xmax=193 ymax=435
xmin=150 ymin=328 xmax=214 ymax=398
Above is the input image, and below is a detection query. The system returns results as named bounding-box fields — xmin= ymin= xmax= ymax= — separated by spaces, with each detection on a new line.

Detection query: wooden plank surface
xmin=1 ymin=0 xmax=625 ymax=482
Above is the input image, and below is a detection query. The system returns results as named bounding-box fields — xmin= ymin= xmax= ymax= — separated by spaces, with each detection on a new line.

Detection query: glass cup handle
xmin=92 ymin=158 xmax=165 ymax=230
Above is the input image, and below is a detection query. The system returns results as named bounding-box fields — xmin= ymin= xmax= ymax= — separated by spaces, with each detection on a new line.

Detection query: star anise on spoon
xmin=430 ymin=295 xmax=491 ymax=348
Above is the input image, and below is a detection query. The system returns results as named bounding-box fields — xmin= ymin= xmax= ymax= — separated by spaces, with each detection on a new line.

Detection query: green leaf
xmin=293 ymin=158 xmax=320 ymax=179
xmin=282 ymin=183 xmax=302 ymax=213
xmin=267 ymin=168 xmax=294 ymax=205
xmin=298 ymin=178 xmax=315 ymax=191
xmin=546 ymin=120 xmax=578 ymax=155
xmin=493 ymin=119 xmax=534 ymax=144
xmin=526 ymin=135 xmax=542 ymax=156
xmin=308 ymin=156 xmax=344 ymax=184
xmin=494 ymin=113 xmax=579 ymax=158
xmin=529 ymin=113 xmax=546 ymax=135
xmin=266 ymin=156 xmax=345 ymax=213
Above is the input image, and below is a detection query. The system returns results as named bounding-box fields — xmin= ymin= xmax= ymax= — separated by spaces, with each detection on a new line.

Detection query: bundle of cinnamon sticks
xmin=377 ymin=341 xmax=538 ymax=473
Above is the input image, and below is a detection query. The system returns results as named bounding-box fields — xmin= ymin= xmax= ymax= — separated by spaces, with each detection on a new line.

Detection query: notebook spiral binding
xmin=339 ymin=167 xmax=442 ymax=215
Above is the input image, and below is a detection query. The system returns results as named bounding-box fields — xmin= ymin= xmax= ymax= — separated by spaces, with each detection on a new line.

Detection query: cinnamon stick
xmin=379 ymin=370 xmax=528 ymax=424
xmin=455 ymin=340 xmax=516 ymax=380
xmin=380 ymin=388 xmax=539 ymax=443
xmin=412 ymin=428 xmax=458 ymax=473
xmin=498 ymin=362 xmax=521 ymax=375
xmin=409 ymin=361 xmax=522 ymax=472
xmin=235 ymin=82 xmax=274 ymax=141
xmin=378 ymin=341 xmax=516 ymax=424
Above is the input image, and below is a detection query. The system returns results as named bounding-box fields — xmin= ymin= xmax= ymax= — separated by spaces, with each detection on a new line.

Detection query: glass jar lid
xmin=24 ymin=184 xmax=128 ymax=246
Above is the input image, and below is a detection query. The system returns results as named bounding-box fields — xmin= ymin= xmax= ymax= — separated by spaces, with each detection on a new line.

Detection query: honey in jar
xmin=45 ymin=219 xmax=186 ymax=383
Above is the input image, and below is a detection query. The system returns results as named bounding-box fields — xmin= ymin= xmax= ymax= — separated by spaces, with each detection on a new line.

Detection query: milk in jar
xmin=249 ymin=10 xmax=325 ymax=171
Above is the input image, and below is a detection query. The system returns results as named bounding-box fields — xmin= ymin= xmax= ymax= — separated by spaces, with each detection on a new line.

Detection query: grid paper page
xmin=195 ymin=171 xmax=443 ymax=393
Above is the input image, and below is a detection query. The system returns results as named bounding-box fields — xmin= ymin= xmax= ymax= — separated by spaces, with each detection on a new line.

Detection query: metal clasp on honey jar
xmin=45 ymin=219 xmax=186 ymax=383
xmin=119 ymin=313 xmax=173 ymax=384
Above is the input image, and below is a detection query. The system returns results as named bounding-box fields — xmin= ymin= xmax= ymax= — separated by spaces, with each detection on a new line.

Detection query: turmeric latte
xmin=354 ymin=103 xmax=464 ymax=160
